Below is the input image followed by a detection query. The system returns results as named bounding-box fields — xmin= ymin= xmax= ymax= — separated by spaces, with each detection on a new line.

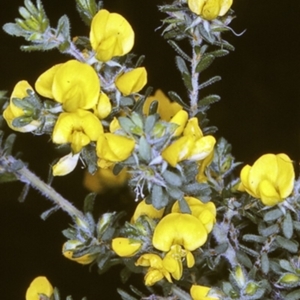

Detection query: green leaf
xmin=236 ymin=250 xmax=252 ymax=268
xmin=196 ymin=54 xmax=215 ymax=73
xmin=242 ymin=234 xmax=266 ymax=244
xmin=148 ymin=100 xmax=158 ymax=115
xmin=138 ymin=136 xmax=151 ymax=162
xmin=83 ymin=192 xmax=96 ymax=213
xmin=182 ymin=72 xmax=192 ymax=91
xmin=198 ymin=94 xmax=220 ymax=108
xmin=151 ymin=184 xmax=168 ymax=209
xmin=145 ymin=114 xmax=159 ymax=134
xmin=198 ymin=76 xmax=221 ymax=90
xmin=168 ymin=91 xmax=189 ymax=109
xmin=286 ymin=289 xmax=300 ymax=300
xmin=75 ymin=0 xmax=99 ymax=26
xmin=261 ymin=252 xmax=269 ymax=275
xmin=162 ymin=170 xmax=182 ymax=187
xmin=209 ymin=49 xmax=230 ymax=57
xmin=175 ymin=55 xmax=190 ymax=75
xmin=168 ymin=40 xmax=191 ymax=61
xmin=276 ymin=236 xmax=298 ymax=253
xmin=2 ymin=23 xmax=24 ymax=37
xmin=279 ymin=259 xmax=294 ymax=272
xmin=117 ymin=289 xmax=138 ymax=300
xmin=263 ymin=208 xmax=283 ymax=222
xmin=282 ymin=211 xmax=293 ymax=239
xmin=40 ymin=206 xmax=59 ymax=220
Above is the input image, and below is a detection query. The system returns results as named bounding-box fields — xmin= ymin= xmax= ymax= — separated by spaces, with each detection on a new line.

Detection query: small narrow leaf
xmin=168 ymin=40 xmax=191 ymax=61
xmin=276 ymin=236 xmax=298 ymax=253
xmin=264 ymin=208 xmax=283 ymax=222
xmin=139 ymin=136 xmax=151 ymax=162
xmin=199 ymin=76 xmax=221 ymax=90
xmin=261 ymin=252 xmax=269 ymax=274
xmin=182 ymin=72 xmax=192 ymax=91
xmin=168 ymin=91 xmax=188 ymax=108
xmin=282 ymin=211 xmax=293 ymax=239
xmin=196 ymin=54 xmax=215 ymax=73
xmin=175 ymin=55 xmax=189 ymax=75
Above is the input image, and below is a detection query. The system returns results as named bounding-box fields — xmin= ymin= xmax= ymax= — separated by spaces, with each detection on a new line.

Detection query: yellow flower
xmin=115 ymin=67 xmax=147 ymax=96
xmin=170 ymin=109 xmax=189 ymax=136
xmin=35 ymin=60 xmax=100 ymax=112
xmin=25 ymin=276 xmax=53 ymax=300
xmin=90 ymin=9 xmax=134 ymax=62
xmin=143 ymin=89 xmax=182 ymax=121
xmin=52 ymin=152 xmax=80 ymax=176
xmin=62 ymin=240 xmax=97 ymax=265
xmin=52 ymin=109 xmax=103 ymax=153
xmin=112 ymin=237 xmax=142 ymax=257
xmin=190 ymin=284 xmax=220 ymax=300
xmin=187 ymin=135 xmax=216 ymax=161
xmin=153 ymin=213 xmax=208 ymax=252
xmin=188 ymin=0 xmax=233 ymax=20
xmin=196 ymin=150 xmax=214 ymax=182
xmin=109 ymin=117 xmax=122 ymax=133
xmin=83 ymin=166 xmax=128 ymax=194
xmin=96 ymin=133 xmax=135 ymax=163
xmin=183 ymin=117 xmax=204 ymax=138
xmin=238 ymin=153 xmax=295 ymax=206
xmin=131 ymin=199 xmax=165 ymax=223
xmin=135 ymin=253 xmax=172 ymax=286
xmin=3 ymin=80 xmax=41 ymax=132
xmin=172 ymin=197 xmax=216 ymax=233
xmin=95 ymin=92 xmax=112 ymax=119
xmin=162 ymin=135 xmax=194 ymax=167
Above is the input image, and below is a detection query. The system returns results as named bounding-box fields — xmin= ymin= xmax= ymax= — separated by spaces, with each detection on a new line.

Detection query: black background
xmin=0 ymin=0 xmax=300 ymax=299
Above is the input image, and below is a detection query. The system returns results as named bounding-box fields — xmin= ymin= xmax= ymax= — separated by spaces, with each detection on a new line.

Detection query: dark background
xmin=0 ymin=0 xmax=300 ymax=299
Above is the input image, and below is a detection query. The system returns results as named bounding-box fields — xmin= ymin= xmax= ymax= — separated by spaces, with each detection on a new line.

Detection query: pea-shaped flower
xmin=25 ymin=276 xmax=53 ymax=300
xmin=112 ymin=237 xmax=142 ymax=257
xmin=90 ymin=9 xmax=134 ymax=62
xmin=188 ymin=0 xmax=233 ymax=20
xmin=239 ymin=153 xmax=295 ymax=206
xmin=115 ymin=67 xmax=147 ymax=96
xmin=3 ymin=80 xmax=41 ymax=132
xmin=62 ymin=240 xmax=97 ymax=265
xmin=35 ymin=60 xmax=100 ymax=112
xmin=131 ymin=199 xmax=165 ymax=223
xmin=143 ymin=89 xmax=182 ymax=121
xmin=52 ymin=109 xmax=103 ymax=153
xmin=153 ymin=213 xmax=208 ymax=252
xmin=190 ymin=284 xmax=220 ymax=300
xmin=96 ymin=133 xmax=135 ymax=163
xmin=52 ymin=152 xmax=80 ymax=176
xmin=95 ymin=91 xmax=112 ymax=119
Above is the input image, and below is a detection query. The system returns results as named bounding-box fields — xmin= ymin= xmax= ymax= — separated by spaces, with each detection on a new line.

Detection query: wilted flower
xmin=115 ymin=67 xmax=147 ymax=96
xmin=62 ymin=240 xmax=97 ymax=264
xmin=188 ymin=0 xmax=233 ymax=20
xmin=35 ymin=60 xmax=100 ymax=112
xmin=25 ymin=276 xmax=53 ymax=300
xmin=143 ymin=89 xmax=182 ymax=121
xmin=238 ymin=153 xmax=295 ymax=206
xmin=112 ymin=237 xmax=142 ymax=257
xmin=96 ymin=133 xmax=135 ymax=164
xmin=90 ymin=9 xmax=134 ymax=62
xmin=3 ymin=80 xmax=41 ymax=132
xmin=190 ymin=284 xmax=220 ymax=300
xmin=52 ymin=109 xmax=103 ymax=153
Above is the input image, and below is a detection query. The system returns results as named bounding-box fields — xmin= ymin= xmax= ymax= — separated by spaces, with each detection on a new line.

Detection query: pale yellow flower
xmin=143 ymin=89 xmax=182 ymax=121
xmin=3 ymin=80 xmax=41 ymax=132
xmin=115 ymin=67 xmax=147 ymax=96
xmin=52 ymin=152 xmax=80 ymax=176
xmin=238 ymin=153 xmax=295 ymax=206
xmin=62 ymin=240 xmax=97 ymax=265
xmin=90 ymin=9 xmax=134 ymax=62
xmin=35 ymin=60 xmax=100 ymax=112
xmin=25 ymin=276 xmax=53 ymax=300
xmin=188 ymin=0 xmax=233 ymax=20
xmin=52 ymin=109 xmax=103 ymax=153
xmin=112 ymin=237 xmax=142 ymax=257
xmin=190 ymin=284 xmax=220 ymax=300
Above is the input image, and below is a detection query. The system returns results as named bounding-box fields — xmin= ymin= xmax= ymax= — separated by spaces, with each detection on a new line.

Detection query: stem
xmin=171 ymin=285 xmax=192 ymax=300
xmin=0 ymin=154 xmax=85 ymax=220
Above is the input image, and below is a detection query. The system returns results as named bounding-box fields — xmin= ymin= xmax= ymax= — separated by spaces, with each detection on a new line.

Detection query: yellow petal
xmin=144 ymin=268 xmax=165 ymax=286
xmin=115 ymin=67 xmax=147 ymax=96
xmin=202 ymin=0 xmax=221 ymax=20
xmin=187 ymin=135 xmax=216 ymax=161
xmin=136 ymin=253 xmax=164 ymax=268
xmin=219 ymin=0 xmax=233 ymax=16
xmin=183 ymin=117 xmax=204 ymax=138
xmin=190 ymin=285 xmax=219 ymax=300
xmin=188 ymin=0 xmax=206 ymax=15
xmin=258 ymin=179 xmax=282 ymax=206
xmin=96 ymin=92 xmax=112 ymax=119
xmin=35 ymin=64 xmax=62 ymax=99
xmin=90 ymin=9 xmax=134 ymax=62
xmin=62 ymin=240 xmax=97 ymax=265
xmin=25 ymin=276 xmax=53 ymax=300
xmin=163 ymin=250 xmax=183 ymax=280
xmin=153 ymin=213 xmax=208 ymax=251
xmin=170 ymin=110 xmax=189 ymax=136
xmin=131 ymin=199 xmax=165 ymax=223
xmin=112 ymin=237 xmax=141 ymax=257
xmin=52 ymin=152 xmax=80 ymax=176
xmin=162 ymin=136 xmax=194 ymax=167
xmin=96 ymin=133 xmax=135 ymax=162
